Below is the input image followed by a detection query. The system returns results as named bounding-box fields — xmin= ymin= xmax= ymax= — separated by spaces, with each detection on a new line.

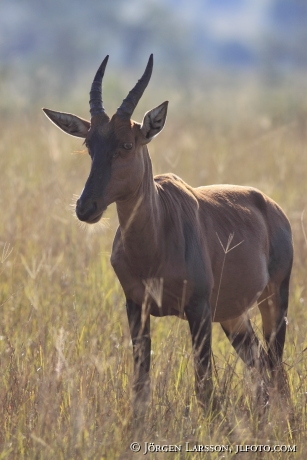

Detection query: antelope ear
xmin=140 ymin=101 xmax=168 ymax=144
xmin=42 ymin=108 xmax=90 ymax=138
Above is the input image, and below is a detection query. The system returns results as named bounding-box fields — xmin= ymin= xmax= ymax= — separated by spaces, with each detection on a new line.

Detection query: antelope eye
xmin=123 ymin=142 xmax=133 ymax=150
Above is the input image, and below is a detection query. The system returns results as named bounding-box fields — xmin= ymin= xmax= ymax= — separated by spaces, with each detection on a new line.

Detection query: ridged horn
xmin=89 ymin=55 xmax=109 ymax=117
xmin=116 ymin=54 xmax=153 ymax=119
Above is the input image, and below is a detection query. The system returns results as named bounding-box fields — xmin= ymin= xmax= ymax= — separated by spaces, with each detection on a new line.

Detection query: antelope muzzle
xmin=76 ymin=197 xmax=102 ymax=223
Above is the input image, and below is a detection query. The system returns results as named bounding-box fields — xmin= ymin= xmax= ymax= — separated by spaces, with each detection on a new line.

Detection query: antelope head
xmin=43 ymin=55 xmax=168 ymax=223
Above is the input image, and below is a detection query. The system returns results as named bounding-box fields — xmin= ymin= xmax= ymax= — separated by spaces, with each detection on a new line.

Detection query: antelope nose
xmin=76 ymin=198 xmax=97 ymax=222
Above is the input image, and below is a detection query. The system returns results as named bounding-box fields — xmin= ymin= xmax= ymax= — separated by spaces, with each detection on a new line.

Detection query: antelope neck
xmin=115 ymin=147 xmax=162 ymax=264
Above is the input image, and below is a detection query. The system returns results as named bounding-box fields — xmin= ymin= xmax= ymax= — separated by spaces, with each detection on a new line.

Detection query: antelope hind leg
xmin=258 ymin=276 xmax=291 ymax=397
xmin=221 ymin=314 xmax=270 ymax=408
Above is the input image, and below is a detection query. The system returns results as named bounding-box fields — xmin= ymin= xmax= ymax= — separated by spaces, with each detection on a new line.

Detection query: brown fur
xmin=43 ymin=57 xmax=293 ymax=415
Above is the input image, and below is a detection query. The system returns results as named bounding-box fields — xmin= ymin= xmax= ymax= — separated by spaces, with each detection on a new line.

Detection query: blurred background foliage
xmin=1 ymin=0 xmax=307 ymax=113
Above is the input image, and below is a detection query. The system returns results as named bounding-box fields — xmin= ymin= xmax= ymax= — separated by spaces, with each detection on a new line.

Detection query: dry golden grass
xmin=0 ymin=82 xmax=307 ymax=458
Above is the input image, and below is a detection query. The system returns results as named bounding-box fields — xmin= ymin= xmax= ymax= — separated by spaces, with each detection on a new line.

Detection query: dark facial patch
xmin=76 ymin=129 xmax=118 ymax=221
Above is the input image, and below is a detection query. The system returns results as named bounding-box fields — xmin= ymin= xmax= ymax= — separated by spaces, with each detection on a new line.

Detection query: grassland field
xmin=1 ymin=79 xmax=307 ymax=459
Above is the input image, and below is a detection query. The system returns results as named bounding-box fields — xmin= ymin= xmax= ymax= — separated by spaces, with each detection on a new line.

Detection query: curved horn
xmin=116 ymin=54 xmax=153 ymax=119
xmin=89 ymin=55 xmax=109 ymax=117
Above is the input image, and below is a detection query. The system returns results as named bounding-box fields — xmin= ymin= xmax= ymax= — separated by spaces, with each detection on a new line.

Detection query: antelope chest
xmin=111 ymin=248 xmax=197 ymax=316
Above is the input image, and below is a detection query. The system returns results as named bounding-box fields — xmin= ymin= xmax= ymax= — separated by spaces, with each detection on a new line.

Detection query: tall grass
xmin=0 ymin=81 xmax=307 ymax=458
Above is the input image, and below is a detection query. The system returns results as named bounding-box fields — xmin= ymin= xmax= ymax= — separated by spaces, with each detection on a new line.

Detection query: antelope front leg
xmin=126 ymin=299 xmax=151 ymax=419
xmin=185 ymin=297 xmax=213 ymax=411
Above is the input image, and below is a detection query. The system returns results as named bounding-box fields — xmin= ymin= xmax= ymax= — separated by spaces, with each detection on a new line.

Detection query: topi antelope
xmin=43 ymin=55 xmax=293 ymax=414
